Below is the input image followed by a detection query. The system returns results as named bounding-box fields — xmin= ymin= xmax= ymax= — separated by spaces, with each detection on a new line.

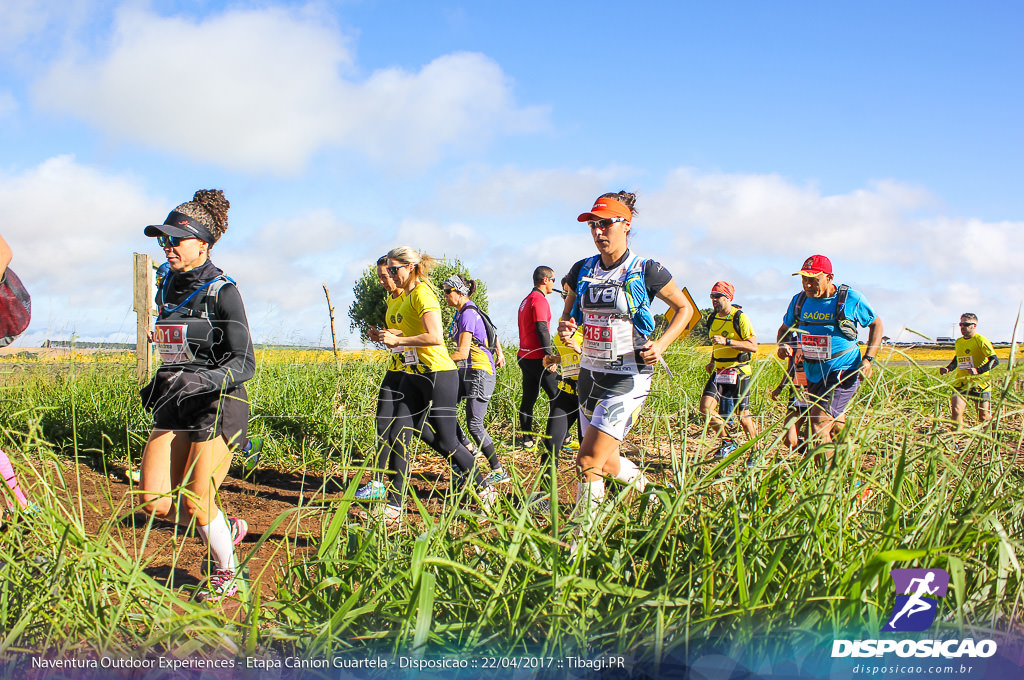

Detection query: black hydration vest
xmin=786 ymin=284 xmax=859 ymax=342
xmin=155 ymin=273 xmax=235 ymax=368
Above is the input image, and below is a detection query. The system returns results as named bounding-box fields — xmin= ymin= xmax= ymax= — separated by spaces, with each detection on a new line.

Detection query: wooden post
xmin=133 ymin=253 xmax=155 ymax=384
xmin=323 ymin=283 xmax=340 ymax=370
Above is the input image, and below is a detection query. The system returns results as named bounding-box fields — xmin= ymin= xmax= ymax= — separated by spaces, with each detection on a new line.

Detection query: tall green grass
xmin=0 ymin=347 xmax=1021 ymax=663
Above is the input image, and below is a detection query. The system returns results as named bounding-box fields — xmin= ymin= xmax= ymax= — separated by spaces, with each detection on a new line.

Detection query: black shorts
xmin=954 ymin=386 xmax=991 ymax=402
xmin=152 ymin=384 xmax=249 ymax=445
xmin=701 ymin=372 xmax=752 ymax=413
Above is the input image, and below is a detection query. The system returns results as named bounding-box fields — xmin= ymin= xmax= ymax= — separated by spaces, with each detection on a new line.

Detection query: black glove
xmin=139 ymin=371 xmax=174 ymax=412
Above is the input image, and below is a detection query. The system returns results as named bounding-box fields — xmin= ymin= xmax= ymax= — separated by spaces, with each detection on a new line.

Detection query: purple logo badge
xmin=883 ymin=568 xmax=949 ymax=632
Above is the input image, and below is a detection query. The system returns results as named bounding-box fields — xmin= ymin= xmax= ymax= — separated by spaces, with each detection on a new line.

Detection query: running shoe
xmin=228 ymin=517 xmax=248 ymax=546
xmin=516 ymin=437 xmax=537 ymax=451
xmin=476 ymin=485 xmax=498 ymax=512
xmin=715 ymin=438 xmax=738 ymax=459
xmin=241 ymin=436 xmax=262 ymax=476
xmin=370 ymin=503 xmax=403 ymax=528
xmin=484 ymin=468 xmax=511 ymax=485
xmin=354 ymin=480 xmax=387 ymax=501
xmin=126 ymin=469 xmax=141 ymax=484
xmin=526 ymin=492 xmax=551 ymax=515
xmin=197 ymin=569 xmax=239 ymax=602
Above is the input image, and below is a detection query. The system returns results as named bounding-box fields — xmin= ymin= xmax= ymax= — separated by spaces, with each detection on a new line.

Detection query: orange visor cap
xmin=577 ymin=197 xmax=633 ymax=224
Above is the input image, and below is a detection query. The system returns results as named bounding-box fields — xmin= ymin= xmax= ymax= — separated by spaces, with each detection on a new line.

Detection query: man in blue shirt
xmin=776 ymin=255 xmax=883 ymax=453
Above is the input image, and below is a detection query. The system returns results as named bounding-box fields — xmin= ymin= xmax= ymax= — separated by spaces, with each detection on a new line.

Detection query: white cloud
xmin=0 ymin=0 xmax=63 ymax=49
xmin=434 ymin=165 xmax=1024 ymax=343
xmin=32 ymin=6 xmax=548 ymax=173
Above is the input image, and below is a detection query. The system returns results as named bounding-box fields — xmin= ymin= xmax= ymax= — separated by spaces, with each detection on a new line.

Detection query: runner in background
xmin=770 ymin=344 xmax=810 ymax=455
xmin=356 ymin=256 xmax=410 ymax=503
xmin=939 ymin=313 xmax=998 ymax=430
xmin=377 ymin=247 xmax=494 ymax=523
xmin=698 ymin=281 xmax=758 ymax=463
xmin=443 ymin=274 xmax=509 ymax=485
xmin=0 ymin=233 xmax=34 ymax=515
xmin=540 ymin=277 xmax=584 ymax=467
xmin=560 ymin=191 xmax=695 ymax=532
xmin=138 ymin=189 xmax=254 ymax=601
xmin=517 ymin=266 xmax=559 ymax=449
xmin=776 ymin=255 xmax=882 ymax=457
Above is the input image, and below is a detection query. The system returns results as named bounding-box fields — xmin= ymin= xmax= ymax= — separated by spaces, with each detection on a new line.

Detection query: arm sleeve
xmin=201 ymin=284 xmax=256 ymax=390
xmin=977 ymin=355 xmax=1000 ymax=374
xmin=535 ymin=321 xmax=554 ymax=355
xmin=944 ymin=358 xmax=958 ymax=373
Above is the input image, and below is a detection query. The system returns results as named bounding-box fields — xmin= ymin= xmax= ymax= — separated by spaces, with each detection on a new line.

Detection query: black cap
xmin=144 ymin=211 xmax=214 ymax=243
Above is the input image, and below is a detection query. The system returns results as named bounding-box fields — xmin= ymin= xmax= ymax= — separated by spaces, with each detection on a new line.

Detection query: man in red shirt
xmin=517 ymin=266 xmax=558 ymax=449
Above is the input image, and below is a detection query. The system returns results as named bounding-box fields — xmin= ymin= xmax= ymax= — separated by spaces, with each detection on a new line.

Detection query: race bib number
xmin=582 ymin=315 xmax=634 ymax=362
xmin=715 ymin=368 xmax=739 ymax=385
xmin=153 ymin=324 xmax=194 ymax=364
xmin=583 ymin=320 xmax=615 ymax=361
xmin=957 ymin=356 xmax=974 ymax=371
xmin=801 ymin=334 xmax=832 ymax=361
xmin=391 ymin=346 xmax=419 ymax=366
xmin=561 ymin=354 xmax=581 ymax=379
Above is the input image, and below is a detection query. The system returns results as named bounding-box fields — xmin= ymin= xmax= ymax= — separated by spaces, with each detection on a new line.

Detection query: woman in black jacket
xmin=138 ymin=189 xmax=255 ymax=602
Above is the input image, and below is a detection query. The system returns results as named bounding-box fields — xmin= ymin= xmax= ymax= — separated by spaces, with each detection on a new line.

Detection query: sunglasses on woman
xmin=587 ymin=217 xmax=627 ymax=230
xmin=387 ymin=264 xmax=411 ymax=276
xmin=157 ymin=235 xmax=192 ymax=248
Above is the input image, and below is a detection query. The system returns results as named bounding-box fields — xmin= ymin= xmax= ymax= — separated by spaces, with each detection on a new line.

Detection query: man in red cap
xmin=699 ymin=281 xmax=759 ymax=462
xmin=776 ymin=255 xmax=883 ymax=456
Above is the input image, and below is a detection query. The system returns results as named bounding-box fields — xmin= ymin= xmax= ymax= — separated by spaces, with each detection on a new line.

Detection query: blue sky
xmin=2 ymin=0 xmax=1021 ymax=347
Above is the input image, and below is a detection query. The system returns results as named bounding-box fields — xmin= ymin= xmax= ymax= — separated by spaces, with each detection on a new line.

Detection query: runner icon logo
xmin=882 ymin=568 xmax=949 ymax=632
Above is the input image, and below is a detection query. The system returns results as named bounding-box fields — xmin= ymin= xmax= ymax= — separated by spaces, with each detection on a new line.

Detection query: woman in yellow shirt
xmin=375 ymin=247 xmax=494 ymax=522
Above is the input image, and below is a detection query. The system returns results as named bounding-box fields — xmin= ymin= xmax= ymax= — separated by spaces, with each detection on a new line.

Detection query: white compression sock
xmin=614 ymin=457 xmax=648 ymax=493
xmin=196 ymin=509 xmax=237 ymax=572
xmin=574 ymin=479 xmax=606 ymax=525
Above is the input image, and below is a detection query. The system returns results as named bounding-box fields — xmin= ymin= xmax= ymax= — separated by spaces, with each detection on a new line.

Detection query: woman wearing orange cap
xmin=558 ymin=191 xmax=695 ymax=531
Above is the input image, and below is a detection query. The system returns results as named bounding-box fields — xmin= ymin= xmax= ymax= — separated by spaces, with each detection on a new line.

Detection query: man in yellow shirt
xmin=699 ymin=281 xmax=758 ymax=461
xmin=938 ymin=313 xmax=998 ymax=429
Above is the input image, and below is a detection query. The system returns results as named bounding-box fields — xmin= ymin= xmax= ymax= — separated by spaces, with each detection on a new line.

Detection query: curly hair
xmin=173 ymin=189 xmax=230 ymax=244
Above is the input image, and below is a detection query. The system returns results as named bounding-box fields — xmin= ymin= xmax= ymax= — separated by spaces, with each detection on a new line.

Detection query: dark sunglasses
xmin=157 ymin=235 xmax=192 ymax=248
xmin=959 ymin=322 xmax=976 ymax=327
xmin=386 ymin=264 xmax=410 ymax=276
xmin=587 ymin=217 xmax=627 ymax=230
xmin=443 ymin=288 xmax=454 ymax=295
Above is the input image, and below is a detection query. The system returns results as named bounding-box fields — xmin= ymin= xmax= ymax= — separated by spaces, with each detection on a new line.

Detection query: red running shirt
xmin=517 ymin=289 xmax=551 ymax=359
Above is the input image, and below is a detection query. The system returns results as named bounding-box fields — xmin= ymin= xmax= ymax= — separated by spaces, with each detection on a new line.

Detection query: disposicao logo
xmin=832 ymin=567 xmax=997 ymax=659
xmin=883 ymin=568 xmax=948 ymax=632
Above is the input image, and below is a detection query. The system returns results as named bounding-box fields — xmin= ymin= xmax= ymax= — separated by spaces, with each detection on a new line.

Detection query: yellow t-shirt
xmin=384 ymin=291 xmax=405 ymax=372
xmin=709 ymin=309 xmax=756 ymax=376
xmin=953 ymin=334 xmax=996 ymax=391
xmin=554 ymin=328 xmax=583 ymax=394
xmin=392 ymin=283 xmax=456 ymax=374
